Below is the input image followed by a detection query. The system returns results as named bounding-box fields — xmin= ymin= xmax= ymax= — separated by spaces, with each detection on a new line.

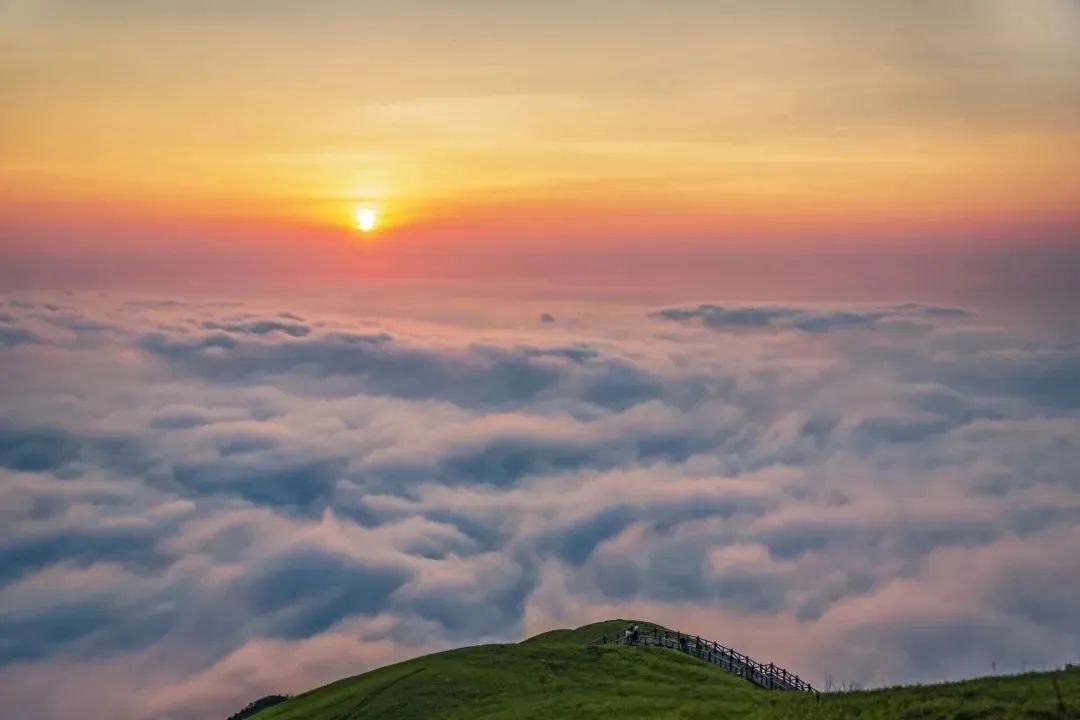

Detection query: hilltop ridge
xmin=242 ymin=619 xmax=1080 ymax=720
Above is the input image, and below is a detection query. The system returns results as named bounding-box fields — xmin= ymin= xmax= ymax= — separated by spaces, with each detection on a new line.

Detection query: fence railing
xmin=600 ymin=626 xmax=814 ymax=693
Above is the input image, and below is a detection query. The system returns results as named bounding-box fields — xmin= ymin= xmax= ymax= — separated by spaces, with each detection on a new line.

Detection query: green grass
xmin=250 ymin=619 xmax=1080 ymax=719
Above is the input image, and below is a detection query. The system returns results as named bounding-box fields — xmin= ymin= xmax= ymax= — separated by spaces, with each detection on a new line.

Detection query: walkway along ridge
xmin=600 ymin=626 xmax=815 ymax=693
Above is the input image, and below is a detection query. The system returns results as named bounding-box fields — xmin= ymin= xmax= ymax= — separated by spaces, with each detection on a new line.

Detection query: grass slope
xmin=251 ymin=619 xmax=1080 ymax=720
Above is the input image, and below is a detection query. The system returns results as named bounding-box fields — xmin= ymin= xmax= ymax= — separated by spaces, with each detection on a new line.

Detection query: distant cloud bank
xmin=0 ymin=294 xmax=1078 ymax=720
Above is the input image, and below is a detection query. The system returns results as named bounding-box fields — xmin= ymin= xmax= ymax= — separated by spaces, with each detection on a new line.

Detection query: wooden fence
xmin=600 ymin=626 xmax=815 ymax=693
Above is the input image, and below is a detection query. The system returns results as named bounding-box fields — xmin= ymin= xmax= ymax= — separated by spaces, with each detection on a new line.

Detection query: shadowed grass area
xmin=250 ymin=619 xmax=1080 ymax=720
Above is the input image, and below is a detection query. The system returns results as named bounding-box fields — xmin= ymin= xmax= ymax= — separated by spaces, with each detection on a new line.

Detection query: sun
xmin=354 ymin=206 xmax=378 ymax=233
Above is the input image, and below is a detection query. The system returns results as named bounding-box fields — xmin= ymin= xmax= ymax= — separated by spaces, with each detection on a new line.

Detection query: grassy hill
xmin=248 ymin=619 xmax=1080 ymax=719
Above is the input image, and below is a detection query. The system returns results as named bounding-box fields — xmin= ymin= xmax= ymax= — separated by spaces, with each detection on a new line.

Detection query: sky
xmin=1 ymin=2 xmax=1080 ymax=719
xmin=2 ymin=0 xmax=1080 ymax=299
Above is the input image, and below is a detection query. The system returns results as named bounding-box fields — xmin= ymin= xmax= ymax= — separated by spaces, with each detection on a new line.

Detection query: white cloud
xmin=0 ymin=293 xmax=1078 ymax=719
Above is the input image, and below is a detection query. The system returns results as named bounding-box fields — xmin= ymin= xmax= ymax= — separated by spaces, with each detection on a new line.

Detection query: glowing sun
xmin=354 ymin=207 xmax=378 ymax=233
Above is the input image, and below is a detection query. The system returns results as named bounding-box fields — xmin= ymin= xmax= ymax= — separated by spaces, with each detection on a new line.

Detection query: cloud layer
xmin=0 ymin=294 xmax=1078 ymax=719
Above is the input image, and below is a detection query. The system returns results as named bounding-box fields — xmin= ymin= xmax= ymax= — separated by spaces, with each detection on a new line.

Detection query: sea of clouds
xmin=1 ymin=292 xmax=1078 ymax=719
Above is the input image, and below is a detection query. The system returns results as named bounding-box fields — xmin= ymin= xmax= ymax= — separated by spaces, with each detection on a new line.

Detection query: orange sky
xmin=2 ymin=0 xmax=1080 ymax=268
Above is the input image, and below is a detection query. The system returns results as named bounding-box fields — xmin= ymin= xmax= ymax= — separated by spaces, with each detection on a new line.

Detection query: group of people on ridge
xmin=624 ymin=624 xmax=697 ymax=654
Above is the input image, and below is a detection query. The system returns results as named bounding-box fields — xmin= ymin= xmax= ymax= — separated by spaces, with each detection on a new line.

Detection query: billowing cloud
xmin=0 ymin=293 xmax=1078 ymax=719
xmin=656 ymin=302 xmax=970 ymax=333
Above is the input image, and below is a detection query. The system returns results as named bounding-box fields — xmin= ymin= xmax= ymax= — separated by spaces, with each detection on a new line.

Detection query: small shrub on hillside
xmin=226 ymin=694 xmax=290 ymax=720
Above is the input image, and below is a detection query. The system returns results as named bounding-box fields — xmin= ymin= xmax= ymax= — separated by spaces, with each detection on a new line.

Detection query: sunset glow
xmin=1 ymin=6 xmax=1080 ymax=719
xmin=3 ymin=0 xmax=1079 ymax=275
